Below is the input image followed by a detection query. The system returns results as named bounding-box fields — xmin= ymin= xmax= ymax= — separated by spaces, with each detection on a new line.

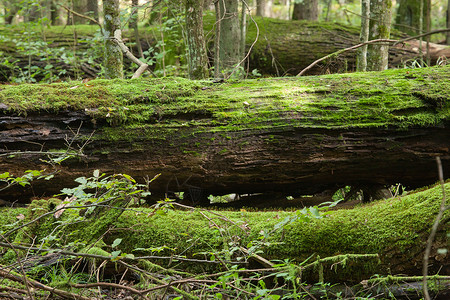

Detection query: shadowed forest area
xmin=0 ymin=1 xmax=449 ymax=299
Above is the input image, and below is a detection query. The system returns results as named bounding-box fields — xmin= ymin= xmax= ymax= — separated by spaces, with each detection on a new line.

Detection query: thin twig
xmin=0 ymin=241 xmax=242 ymax=265
xmin=71 ymin=282 xmax=149 ymax=300
xmin=297 ymin=28 xmax=450 ymax=76
xmin=297 ymin=38 xmax=397 ymax=76
xmin=0 ymin=235 xmax=34 ymax=300
xmin=423 ymin=157 xmax=448 ymax=300
xmin=0 ymin=268 xmax=90 ymax=300
xmin=57 ymin=4 xmax=102 ymax=28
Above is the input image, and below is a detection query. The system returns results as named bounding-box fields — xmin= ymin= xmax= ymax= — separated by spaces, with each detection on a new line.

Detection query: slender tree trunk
xmin=240 ymin=1 xmax=247 ymax=62
xmin=292 ymin=0 xmax=318 ymax=21
xmin=215 ymin=0 xmax=241 ymax=78
xmin=103 ymin=0 xmax=123 ymax=79
xmin=357 ymin=0 xmax=370 ymax=71
xmin=447 ymin=0 xmax=450 ymax=44
xmin=367 ymin=0 xmax=392 ymax=71
xmin=425 ymin=0 xmax=431 ymax=66
xmin=185 ymin=0 xmax=209 ymax=79
xmin=129 ymin=0 xmax=143 ymax=58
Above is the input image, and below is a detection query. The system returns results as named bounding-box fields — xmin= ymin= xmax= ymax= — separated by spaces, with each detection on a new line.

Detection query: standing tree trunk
xmin=103 ymin=0 xmax=123 ymax=79
xmin=71 ymin=0 xmax=88 ymax=24
xmin=129 ymin=0 xmax=143 ymax=58
xmin=367 ymin=0 xmax=392 ymax=71
xmin=292 ymin=0 xmax=318 ymax=21
xmin=447 ymin=0 xmax=450 ymax=44
xmin=357 ymin=0 xmax=370 ymax=71
xmin=50 ymin=0 xmax=66 ymax=25
xmin=86 ymin=0 xmax=99 ymax=24
xmin=395 ymin=0 xmax=429 ymax=36
xmin=215 ymin=0 xmax=241 ymax=78
xmin=185 ymin=0 xmax=209 ymax=79
xmin=256 ymin=0 xmax=266 ymax=16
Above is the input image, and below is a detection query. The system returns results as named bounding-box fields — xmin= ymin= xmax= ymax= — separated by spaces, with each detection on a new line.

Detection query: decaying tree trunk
xmin=0 ymin=66 xmax=449 ymax=205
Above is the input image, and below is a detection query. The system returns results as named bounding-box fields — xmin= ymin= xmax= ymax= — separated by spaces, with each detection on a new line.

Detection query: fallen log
xmin=0 ymin=183 xmax=447 ymax=282
xmin=243 ymin=18 xmax=450 ymax=75
xmin=0 ymin=66 xmax=449 ymax=204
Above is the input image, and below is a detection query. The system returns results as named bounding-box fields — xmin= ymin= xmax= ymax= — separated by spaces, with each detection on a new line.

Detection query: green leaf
xmin=309 ymin=206 xmax=322 ymax=218
xmin=122 ymin=174 xmax=136 ymax=183
xmin=125 ymin=253 xmax=135 ymax=259
xmin=111 ymin=250 xmax=121 ymax=261
xmin=0 ymin=172 xmax=10 ymax=179
xmin=44 ymin=175 xmax=54 ymax=180
xmin=111 ymin=238 xmax=122 ymax=248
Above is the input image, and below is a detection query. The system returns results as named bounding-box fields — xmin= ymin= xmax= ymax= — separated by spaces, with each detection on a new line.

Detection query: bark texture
xmin=216 ymin=0 xmax=241 ymax=76
xmin=395 ymin=0 xmax=430 ymax=35
xmin=86 ymin=0 xmax=99 ymax=24
xmin=292 ymin=0 xmax=318 ymax=21
xmin=103 ymin=0 xmax=123 ymax=79
xmin=356 ymin=0 xmax=370 ymax=72
xmin=0 ymin=66 xmax=449 ymax=204
xmin=447 ymin=0 xmax=450 ymax=44
xmin=185 ymin=0 xmax=209 ymax=79
xmin=367 ymin=0 xmax=392 ymax=71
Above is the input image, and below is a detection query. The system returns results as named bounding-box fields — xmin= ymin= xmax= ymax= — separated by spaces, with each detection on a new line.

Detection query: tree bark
xmin=356 ymin=0 xmax=370 ymax=72
xmin=367 ymin=0 xmax=392 ymax=71
xmin=395 ymin=0 xmax=430 ymax=36
xmin=0 ymin=66 xmax=449 ymax=204
xmin=256 ymin=0 xmax=266 ymax=16
xmin=129 ymin=0 xmax=143 ymax=58
xmin=215 ymin=0 xmax=241 ymax=77
xmin=86 ymin=0 xmax=99 ymax=24
xmin=71 ymin=0 xmax=88 ymax=24
xmin=292 ymin=0 xmax=318 ymax=21
xmin=185 ymin=0 xmax=209 ymax=79
xmin=447 ymin=0 xmax=450 ymax=44
xmin=103 ymin=0 xmax=123 ymax=79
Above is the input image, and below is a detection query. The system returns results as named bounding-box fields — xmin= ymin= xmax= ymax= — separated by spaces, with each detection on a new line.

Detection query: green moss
xmin=1 ymin=66 xmax=449 ymax=139
xmin=87 ymin=182 xmax=448 ymax=279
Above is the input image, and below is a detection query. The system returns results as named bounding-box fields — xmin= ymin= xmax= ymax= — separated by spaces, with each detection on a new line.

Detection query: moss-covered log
xmin=0 ymin=183 xmax=448 ymax=282
xmin=0 ymin=66 xmax=449 ymax=204
xmin=1 ymin=17 xmax=449 ymax=81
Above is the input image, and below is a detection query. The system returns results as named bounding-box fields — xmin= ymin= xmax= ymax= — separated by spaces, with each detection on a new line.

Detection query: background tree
xmin=215 ymin=0 xmax=242 ymax=78
xmin=367 ymin=0 xmax=392 ymax=71
xmin=447 ymin=0 xmax=450 ymax=44
xmin=2 ymin=0 xmax=20 ymax=24
xmin=86 ymin=0 xmax=99 ymax=24
xmin=50 ymin=0 xmax=66 ymax=25
xmin=185 ymin=0 xmax=209 ymax=79
xmin=292 ymin=0 xmax=318 ymax=21
xmin=103 ymin=0 xmax=123 ymax=79
xmin=357 ymin=0 xmax=370 ymax=72
xmin=256 ymin=0 xmax=273 ymax=17
xmin=129 ymin=0 xmax=143 ymax=58
xmin=70 ymin=0 xmax=89 ymax=24
xmin=395 ymin=0 xmax=429 ymax=35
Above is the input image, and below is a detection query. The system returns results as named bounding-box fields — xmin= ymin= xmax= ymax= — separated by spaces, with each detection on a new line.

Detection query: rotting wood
xmin=0 ymin=66 xmax=449 ymax=204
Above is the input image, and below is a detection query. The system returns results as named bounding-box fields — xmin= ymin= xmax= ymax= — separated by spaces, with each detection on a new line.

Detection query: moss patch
xmin=1 ymin=66 xmax=449 ymax=138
